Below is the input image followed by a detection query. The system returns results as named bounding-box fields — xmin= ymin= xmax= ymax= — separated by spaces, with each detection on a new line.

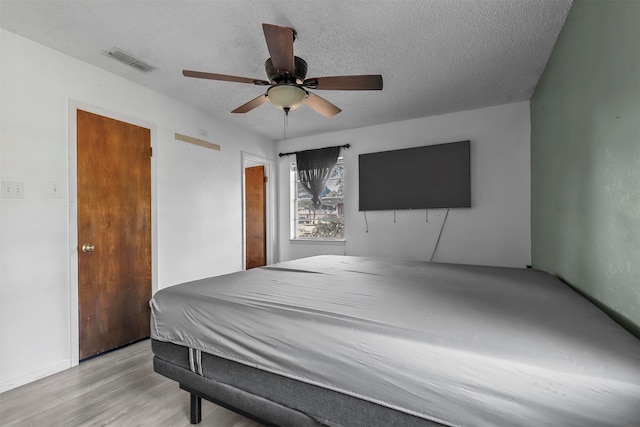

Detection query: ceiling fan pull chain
xmin=283 ymin=108 xmax=289 ymax=140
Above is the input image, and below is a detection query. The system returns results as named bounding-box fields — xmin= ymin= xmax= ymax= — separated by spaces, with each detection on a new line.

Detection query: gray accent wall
xmin=531 ymin=0 xmax=639 ymax=337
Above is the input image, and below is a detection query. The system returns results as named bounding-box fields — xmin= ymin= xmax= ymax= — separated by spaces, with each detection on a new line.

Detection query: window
xmin=290 ymin=158 xmax=344 ymax=240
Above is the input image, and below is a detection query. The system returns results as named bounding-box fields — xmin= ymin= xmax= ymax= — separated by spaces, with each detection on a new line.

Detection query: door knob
xmin=81 ymin=243 xmax=95 ymax=253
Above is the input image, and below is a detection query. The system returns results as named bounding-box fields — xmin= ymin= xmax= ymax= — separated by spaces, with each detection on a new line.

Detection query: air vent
xmin=105 ymin=48 xmax=156 ymax=73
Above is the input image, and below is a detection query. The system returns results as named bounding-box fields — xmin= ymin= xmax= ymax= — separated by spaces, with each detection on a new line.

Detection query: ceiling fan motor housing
xmin=265 ymin=56 xmax=308 ymax=84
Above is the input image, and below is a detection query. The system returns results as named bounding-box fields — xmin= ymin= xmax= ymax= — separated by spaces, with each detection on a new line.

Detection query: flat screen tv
xmin=359 ymin=140 xmax=470 ymax=211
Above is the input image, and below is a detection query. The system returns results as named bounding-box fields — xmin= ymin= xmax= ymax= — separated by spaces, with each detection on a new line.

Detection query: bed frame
xmin=152 ymin=339 xmax=444 ymax=426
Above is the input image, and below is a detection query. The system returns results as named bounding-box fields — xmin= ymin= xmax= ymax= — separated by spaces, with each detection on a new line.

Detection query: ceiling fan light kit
xmin=183 ymin=23 xmax=383 ymax=118
xmin=267 ymin=85 xmax=306 ymax=112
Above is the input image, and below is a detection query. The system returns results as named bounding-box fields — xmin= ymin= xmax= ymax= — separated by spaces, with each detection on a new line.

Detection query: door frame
xmin=67 ymin=100 xmax=158 ymax=366
xmin=241 ymin=152 xmax=276 ymax=269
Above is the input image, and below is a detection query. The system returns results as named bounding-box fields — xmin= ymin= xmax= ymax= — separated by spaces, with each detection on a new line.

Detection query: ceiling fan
xmin=183 ymin=23 xmax=383 ymax=117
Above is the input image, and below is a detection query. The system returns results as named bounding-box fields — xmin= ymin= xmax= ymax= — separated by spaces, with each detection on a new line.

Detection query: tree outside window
xmin=291 ymin=159 xmax=344 ymax=239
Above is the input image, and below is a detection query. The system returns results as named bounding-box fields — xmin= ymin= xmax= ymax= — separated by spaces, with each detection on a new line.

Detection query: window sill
xmin=289 ymin=239 xmax=346 ymax=245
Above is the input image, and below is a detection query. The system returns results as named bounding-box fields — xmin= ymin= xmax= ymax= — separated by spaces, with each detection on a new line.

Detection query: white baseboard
xmin=0 ymin=359 xmax=71 ymax=393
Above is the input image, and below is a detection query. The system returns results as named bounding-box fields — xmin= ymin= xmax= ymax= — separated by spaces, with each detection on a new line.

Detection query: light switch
xmin=1 ymin=181 xmax=24 ymax=199
xmin=47 ymin=181 xmax=63 ymax=198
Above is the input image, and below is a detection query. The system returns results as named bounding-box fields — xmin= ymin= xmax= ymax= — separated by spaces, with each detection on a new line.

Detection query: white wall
xmin=0 ymin=29 xmax=276 ymax=391
xmin=277 ymin=102 xmax=531 ymax=267
xmin=0 ymin=27 xmax=531 ymax=391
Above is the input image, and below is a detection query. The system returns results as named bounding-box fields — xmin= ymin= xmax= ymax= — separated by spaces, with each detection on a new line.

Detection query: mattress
xmin=150 ymin=255 xmax=640 ymax=427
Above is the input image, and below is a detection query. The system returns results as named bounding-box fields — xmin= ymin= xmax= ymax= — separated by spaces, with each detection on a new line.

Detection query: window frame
xmin=289 ymin=157 xmax=345 ymax=241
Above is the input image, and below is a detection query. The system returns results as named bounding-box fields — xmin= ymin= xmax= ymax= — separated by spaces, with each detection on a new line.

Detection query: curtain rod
xmin=278 ymin=144 xmax=350 ymax=157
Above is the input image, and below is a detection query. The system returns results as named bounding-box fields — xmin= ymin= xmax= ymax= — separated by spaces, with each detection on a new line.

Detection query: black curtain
xmin=296 ymin=146 xmax=341 ymax=209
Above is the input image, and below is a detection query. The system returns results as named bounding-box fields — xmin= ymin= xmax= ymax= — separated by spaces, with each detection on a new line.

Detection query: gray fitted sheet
xmin=150 ymin=255 xmax=640 ymax=427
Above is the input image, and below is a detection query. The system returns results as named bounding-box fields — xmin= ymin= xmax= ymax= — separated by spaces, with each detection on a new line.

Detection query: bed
xmin=150 ymin=255 xmax=640 ymax=426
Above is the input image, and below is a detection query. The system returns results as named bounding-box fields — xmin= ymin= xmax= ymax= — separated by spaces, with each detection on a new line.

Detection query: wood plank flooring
xmin=0 ymin=339 xmax=264 ymax=427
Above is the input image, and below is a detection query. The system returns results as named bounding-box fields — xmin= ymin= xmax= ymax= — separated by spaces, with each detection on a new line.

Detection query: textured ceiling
xmin=0 ymin=0 xmax=572 ymax=141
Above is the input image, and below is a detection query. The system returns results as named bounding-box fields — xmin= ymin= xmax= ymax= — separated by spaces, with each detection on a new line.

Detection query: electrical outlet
xmin=1 ymin=181 xmax=25 ymax=199
xmin=47 ymin=181 xmax=63 ymax=198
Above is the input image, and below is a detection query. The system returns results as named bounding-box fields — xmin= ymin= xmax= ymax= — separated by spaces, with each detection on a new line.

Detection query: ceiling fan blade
xmin=262 ymin=23 xmax=295 ymax=76
xmin=183 ymin=70 xmax=269 ymax=86
xmin=303 ymin=75 xmax=383 ymax=91
xmin=303 ymin=92 xmax=342 ymax=117
xmin=231 ymin=94 xmax=269 ymax=114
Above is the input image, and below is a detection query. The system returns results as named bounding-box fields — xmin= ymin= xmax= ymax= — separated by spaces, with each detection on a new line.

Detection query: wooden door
xmin=77 ymin=110 xmax=152 ymax=360
xmin=245 ymin=166 xmax=266 ymax=269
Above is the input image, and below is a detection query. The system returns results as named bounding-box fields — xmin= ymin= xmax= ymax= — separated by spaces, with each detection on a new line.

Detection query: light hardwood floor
xmin=0 ymin=339 xmax=264 ymax=426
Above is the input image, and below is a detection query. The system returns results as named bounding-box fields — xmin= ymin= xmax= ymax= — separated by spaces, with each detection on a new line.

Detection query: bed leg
xmin=190 ymin=393 xmax=202 ymax=424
